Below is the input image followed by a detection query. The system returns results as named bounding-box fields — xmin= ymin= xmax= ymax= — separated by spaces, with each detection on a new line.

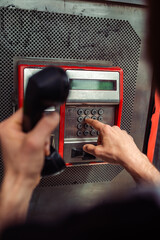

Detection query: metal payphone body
xmin=18 ymin=64 xmax=123 ymax=165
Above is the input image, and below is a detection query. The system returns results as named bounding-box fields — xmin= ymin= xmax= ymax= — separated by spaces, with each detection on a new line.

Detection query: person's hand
xmin=83 ymin=119 xmax=160 ymax=185
xmin=0 ymin=108 xmax=59 ymax=231
xmin=83 ymin=119 xmax=142 ymax=165
xmin=0 ymin=108 xmax=59 ymax=186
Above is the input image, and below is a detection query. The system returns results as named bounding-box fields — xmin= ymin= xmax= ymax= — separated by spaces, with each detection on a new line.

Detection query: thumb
xmin=83 ymin=144 xmax=97 ymax=156
xmin=29 ymin=112 xmax=60 ymax=144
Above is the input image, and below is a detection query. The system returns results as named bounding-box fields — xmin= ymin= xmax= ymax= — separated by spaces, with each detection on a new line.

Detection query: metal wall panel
xmin=0 ymin=0 xmax=151 ymax=150
xmin=0 ymin=0 xmax=151 ymax=222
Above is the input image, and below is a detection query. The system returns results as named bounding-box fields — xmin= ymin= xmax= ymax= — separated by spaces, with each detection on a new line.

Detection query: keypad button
xmin=92 ymin=116 xmax=97 ymax=120
xmin=77 ymin=109 xmax=84 ymax=115
xmin=77 ymin=123 xmax=82 ymax=129
xmin=84 ymin=116 xmax=90 ymax=120
xmin=98 ymin=116 xmax=103 ymax=121
xmin=90 ymin=130 xmax=97 ymax=136
xmin=84 ymin=130 xmax=89 ymax=136
xmin=77 ymin=116 xmax=83 ymax=122
xmin=98 ymin=109 xmax=104 ymax=115
xmin=84 ymin=109 xmax=90 ymax=115
xmin=91 ymin=109 xmax=97 ymax=115
xmin=84 ymin=123 xmax=89 ymax=129
xmin=77 ymin=130 xmax=83 ymax=137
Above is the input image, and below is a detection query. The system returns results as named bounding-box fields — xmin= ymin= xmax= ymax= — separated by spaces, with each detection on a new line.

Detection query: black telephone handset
xmin=22 ymin=66 xmax=70 ymax=177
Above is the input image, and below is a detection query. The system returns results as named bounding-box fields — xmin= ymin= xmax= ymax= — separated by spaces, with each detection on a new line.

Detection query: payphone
xmin=18 ymin=64 xmax=123 ymax=166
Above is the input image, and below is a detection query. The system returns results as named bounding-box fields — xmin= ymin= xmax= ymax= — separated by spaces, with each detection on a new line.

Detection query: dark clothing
xmin=2 ymin=187 xmax=160 ymax=240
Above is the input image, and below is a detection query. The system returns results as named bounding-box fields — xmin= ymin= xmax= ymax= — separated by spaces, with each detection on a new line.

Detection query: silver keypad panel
xmin=63 ymin=105 xmax=115 ymax=163
xmin=64 ymin=105 xmax=114 ymax=139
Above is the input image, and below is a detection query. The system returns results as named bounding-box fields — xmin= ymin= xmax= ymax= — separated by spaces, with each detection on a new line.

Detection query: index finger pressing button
xmin=85 ymin=118 xmax=104 ymax=131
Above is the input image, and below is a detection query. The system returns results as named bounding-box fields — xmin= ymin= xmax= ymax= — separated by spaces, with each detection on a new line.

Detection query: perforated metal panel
xmin=40 ymin=164 xmax=123 ymax=186
xmin=0 ymin=7 xmax=141 ymax=185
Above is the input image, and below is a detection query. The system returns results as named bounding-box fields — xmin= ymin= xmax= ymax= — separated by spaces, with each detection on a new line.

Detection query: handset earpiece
xmin=22 ymin=66 xmax=70 ymax=177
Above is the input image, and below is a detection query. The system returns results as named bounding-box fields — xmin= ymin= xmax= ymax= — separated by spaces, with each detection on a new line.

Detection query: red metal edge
xmin=147 ymin=91 xmax=160 ymax=162
xmin=18 ymin=64 xmax=46 ymax=108
xmin=18 ymin=64 xmax=25 ymax=108
xmin=115 ymin=68 xmax=123 ymax=127
xmin=61 ymin=65 xmax=122 ymax=72
xmin=58 ymin=103 xmax=66 ymax=158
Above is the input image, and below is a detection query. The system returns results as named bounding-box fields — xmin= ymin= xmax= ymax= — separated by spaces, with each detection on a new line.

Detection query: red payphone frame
xmin=18 ymin=64 xmax=123 ymax=160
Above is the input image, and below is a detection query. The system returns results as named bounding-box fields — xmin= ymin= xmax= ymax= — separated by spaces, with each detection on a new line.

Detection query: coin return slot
xmin=71 ymin=148 xmax=96 ymax=160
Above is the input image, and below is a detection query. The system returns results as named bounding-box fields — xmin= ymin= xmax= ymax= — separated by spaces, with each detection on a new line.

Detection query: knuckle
xmin=101 ymin=124 xmax=111 ymax=134
xmin=112 ymin=125 xmax=120 ymax=130
xmin=122 ymin=129 xmax=132 ymax=137
xmin=94 ymin=147 xmax=101 ymax=156
xmin=122 ymin=129 xmax=127 ymax=134
xmin=129 ymin=135 xmax=134 ymax=140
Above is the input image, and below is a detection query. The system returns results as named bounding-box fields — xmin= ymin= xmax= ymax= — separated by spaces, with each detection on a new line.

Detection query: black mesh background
xmin=40 ymin=164 xmax=123 ymax=187
xmin=0 ymin=7 xmax=141 ymax=185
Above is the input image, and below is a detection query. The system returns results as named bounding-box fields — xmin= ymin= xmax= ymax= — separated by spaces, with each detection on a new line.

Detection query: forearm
xmin=0 ymin=173 xmax=35 ymax=233
xmin=0 ymin=109 xmax=59 ymax=234
xmin=122 ymin=153 xmax=160 ymax=186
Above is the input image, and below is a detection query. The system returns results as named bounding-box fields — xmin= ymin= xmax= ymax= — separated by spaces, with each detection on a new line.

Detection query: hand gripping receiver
xmin=22 ymin=66 xmax=70 ymax=177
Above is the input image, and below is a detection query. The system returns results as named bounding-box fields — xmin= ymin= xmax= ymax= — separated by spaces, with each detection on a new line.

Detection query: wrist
xmin=121 ymin=152 xmax=160 ymax=185
xmin=1 ymin=170 xmax=38 ymax=208
xmin=4 ymin=168 xmax=40 ymax=190
xmin=0 ymin=172 xmax=37 ymax=231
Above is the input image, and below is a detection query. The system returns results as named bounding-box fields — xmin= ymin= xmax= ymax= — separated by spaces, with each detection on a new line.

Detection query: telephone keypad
xmin=64 ymin=105 xmax=115 ymax=163
xmin=76 ymin=107 xmax=105 ymax=137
